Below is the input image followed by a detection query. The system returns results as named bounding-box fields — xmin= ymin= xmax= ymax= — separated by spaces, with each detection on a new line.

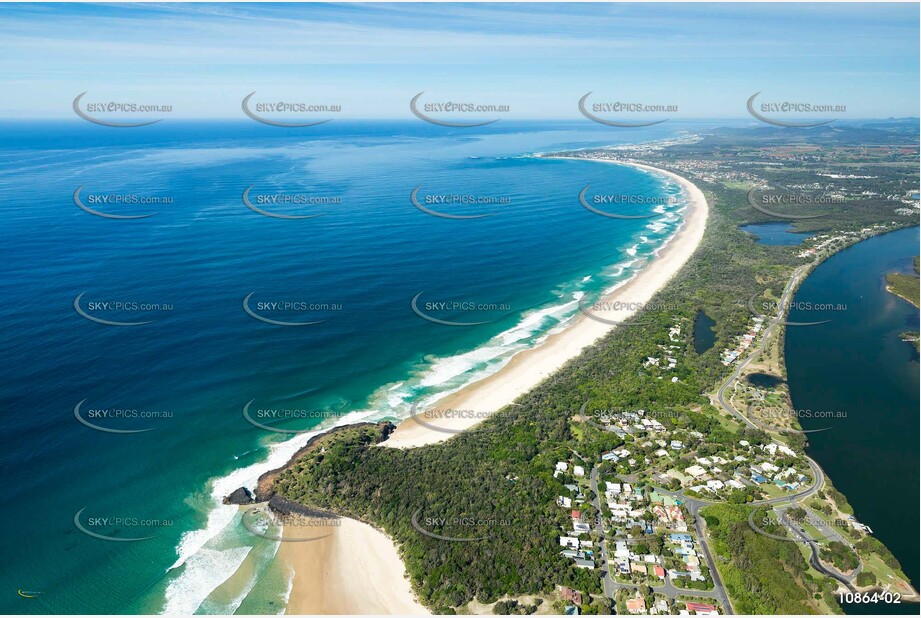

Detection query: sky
xmin=0 ymin=2 xmax=918 ymax=119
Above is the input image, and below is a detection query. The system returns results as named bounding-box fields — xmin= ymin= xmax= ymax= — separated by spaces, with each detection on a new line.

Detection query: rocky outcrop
xmin=223 ymin=486 xmax=255 ymax=505
xmin=268 ymin=495 xmax=339 ymax=521
xmin=253 ymin=421 xmax=395 ymax=502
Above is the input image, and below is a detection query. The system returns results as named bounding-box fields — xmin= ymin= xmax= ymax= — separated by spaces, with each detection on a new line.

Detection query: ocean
xmin=0 ymin=120 xmax=692 ymax=614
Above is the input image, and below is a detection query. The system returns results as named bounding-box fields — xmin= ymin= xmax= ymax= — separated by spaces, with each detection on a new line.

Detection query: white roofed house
xmin=560 ymin=536 xmax=579 ymax=549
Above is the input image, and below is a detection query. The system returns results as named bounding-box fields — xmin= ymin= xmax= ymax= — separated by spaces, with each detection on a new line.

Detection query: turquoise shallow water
xmin=0 ymin=121 xmax=692 ymax=614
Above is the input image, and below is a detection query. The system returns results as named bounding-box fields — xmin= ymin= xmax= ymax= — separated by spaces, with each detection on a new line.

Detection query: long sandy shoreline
xmin=279 ymin=158 xmax=708 ymax=614
xmin=384 ymin=158 xmax=709 ymax=448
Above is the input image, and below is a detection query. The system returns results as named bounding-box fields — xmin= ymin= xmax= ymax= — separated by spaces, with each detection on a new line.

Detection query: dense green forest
xmin=701 ymin=503 xmax=836 ymax=614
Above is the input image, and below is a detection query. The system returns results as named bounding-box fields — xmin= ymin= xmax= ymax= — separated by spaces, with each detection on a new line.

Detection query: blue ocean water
xmin=0 ymin=120 xmax=694 ymax=614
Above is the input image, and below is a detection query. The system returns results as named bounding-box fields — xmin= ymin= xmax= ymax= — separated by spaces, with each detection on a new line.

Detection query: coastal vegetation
xmin=886 ymin=256 xmax=919 ymax=351
xmin=269 ymin=125 xmax=918 ymax=612
xmin=700 ymin=503 xmax=834 ymax=614
xmin=885 ymin=256 xmax=920 ymax=308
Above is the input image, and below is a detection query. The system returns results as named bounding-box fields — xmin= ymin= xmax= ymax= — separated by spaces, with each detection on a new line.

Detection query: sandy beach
xmin=278 ymin=159 xmax=708 ymax=615
xmin=280 ymin=517 xmax=428 ymax=615
xmin=385 ymin=159 xmax=709 ymax=448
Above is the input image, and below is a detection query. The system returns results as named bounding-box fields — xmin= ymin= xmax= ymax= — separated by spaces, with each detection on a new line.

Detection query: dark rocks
xmin=223 ymin=486 xmax=255 ymax=505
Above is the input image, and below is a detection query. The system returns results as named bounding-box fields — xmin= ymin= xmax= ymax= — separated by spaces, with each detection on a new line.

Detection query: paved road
xmin=775 ymin=504 xmax=859 ymax=592
xmin=588 ymin=466 xmax=617 ymax=600
xmin=589 ymin=261 xmax=842 ymax=614
xmin=590 ymin=466 xmax=732 ymax=613
xmin=702 ymin=258 xmax=867 ymax=596
xmin=715 ymin=260 xmax=815 ymax=421
xmin=775 ymin=503 xmax=862 ymax=584
xmin=710 ymin=259 xmax=827 ymax=507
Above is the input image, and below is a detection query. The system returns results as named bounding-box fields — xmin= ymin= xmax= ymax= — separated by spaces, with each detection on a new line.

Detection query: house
xmin=686 ymin=601 xmax=718 ymax=615
xmin=631 ymin=562 xmax=647 ymax=574
xmin=556 ymin=462 xmax=569 ymax=472
xmin=573 ymin=522 xmax=591 ymax=534
xmin=558 ymin=496 xmax=573 ymax=508
xmin=764 ymin=443 xmax=796 ymax=457
xmin=626 ymin=596 xmax=647 ymax=614
xmin=574 ymin=558 xmax=594 ymax=569
xmin=561 ymin=587 xmax=583 ymax=606
xmin=560 ymin=536 xmax=579 ymax=549
xmin=685 ymin=465 xmax=707 ymax=478
xmin=561 ymin=549 xmax=582 ymax=559
xmin=564 ymin=606 xmax=579 ymax=616
xmin=573 ymin=465 xmax=585 ymax=477
xmin=653 ymin=565 xmax=666 ymax=578
xmin=571 ymin=510 xmax=581 ymax=521
xmin=666 ymin=506 xmax=684 ymax=522
xmin=751 ymin=473 xmax=768 ymax=484
xmin=602 ymin=451 xmax=619 ymax=462
xmin=706 ymin=480 xmax=725 ymax=491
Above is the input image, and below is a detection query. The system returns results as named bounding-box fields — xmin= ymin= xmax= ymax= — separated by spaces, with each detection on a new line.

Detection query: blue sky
xmin=0 ymin=2 xmax=918 ymax=119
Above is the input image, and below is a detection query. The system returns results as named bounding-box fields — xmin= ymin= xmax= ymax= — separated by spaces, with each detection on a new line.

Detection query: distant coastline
xmin=270 ymin=157 xmax=710 ymax=612
xmin=385 ymin=157 xmax=709 ymax=448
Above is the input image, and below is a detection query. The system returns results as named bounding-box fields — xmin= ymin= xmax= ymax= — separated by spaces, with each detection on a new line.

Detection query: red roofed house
xmin=561 ymin=586 xmax=583 ymax=606
xmin=686 ymin=601 xmax=718 ymax=614
xmin=625 ymin=596 xmax=646 ymax=614
xmin=653 ymin=565 xmax=666 ymax=578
